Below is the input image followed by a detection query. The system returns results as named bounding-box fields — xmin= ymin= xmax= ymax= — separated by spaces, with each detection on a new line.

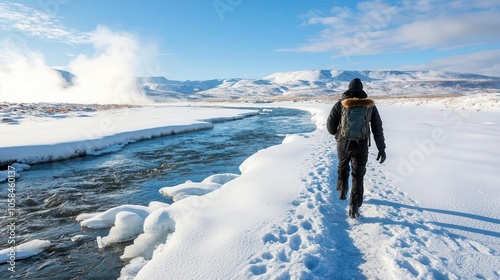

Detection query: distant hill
xmin=57 ymin=69 xmax=500 ymax=101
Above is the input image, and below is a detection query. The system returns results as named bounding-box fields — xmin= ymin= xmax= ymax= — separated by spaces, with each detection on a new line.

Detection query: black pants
xmin=337 ymin=139 xmax=368 ymax=207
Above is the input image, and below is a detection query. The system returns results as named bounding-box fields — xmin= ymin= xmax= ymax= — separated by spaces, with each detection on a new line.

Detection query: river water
xmin=0 ymin=107 xmax=316 ymax=279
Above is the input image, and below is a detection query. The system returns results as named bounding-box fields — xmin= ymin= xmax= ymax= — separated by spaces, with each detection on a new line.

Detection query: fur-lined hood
xmin=341 ymin=98 xmax=375 ymax=108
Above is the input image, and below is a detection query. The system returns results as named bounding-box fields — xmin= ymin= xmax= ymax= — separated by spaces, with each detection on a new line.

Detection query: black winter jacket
xmin=326 ymin=78 xmax=386 ymax=151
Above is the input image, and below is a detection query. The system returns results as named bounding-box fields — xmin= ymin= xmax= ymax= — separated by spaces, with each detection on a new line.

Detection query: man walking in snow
xmin=326 ymin=78 xmax=386 ymax=218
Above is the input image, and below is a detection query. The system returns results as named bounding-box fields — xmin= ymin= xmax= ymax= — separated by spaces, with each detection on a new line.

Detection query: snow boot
xmin=349 ymin=203 xmax=359 ymax=219
xmin=339 ymin=189 xmax=348 ymax=200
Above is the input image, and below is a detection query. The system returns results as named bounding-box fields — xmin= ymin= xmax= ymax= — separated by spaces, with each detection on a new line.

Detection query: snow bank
xmin=159 ymin=173 xmax=239 ymax=201
xmin=0 ymin=163 xmax=29 ymax=181
xmin=0 ymin=239 xmax=51 ymax=263
xmin=80 ymin=173 xmax=239 ymax=263
xmin=121 ymin=208 xmax=175 ymax=260
xmin=201 ymin=173 xmax=240 ymax=185
xmin=77 ymin=201 xmax=176 ymax=259
xmin=78 ymin=205 xmax=151 ymax=229
xmin=97 ymin=211 xmax=144 ymax=248
xmin=0 ymin=105 xmax=258 ymax=165
xmin=118 ymin=257 xmax=149 ymax=280
xmin=159 ymin=181 xmax=223 ymax=202
xmin=10 ymin=163 xmax=31 ymax=171
xmin=147 ymin=201 xmax=170 ymax=211
xmin=131 ymin=130 xmax=316 ymax=279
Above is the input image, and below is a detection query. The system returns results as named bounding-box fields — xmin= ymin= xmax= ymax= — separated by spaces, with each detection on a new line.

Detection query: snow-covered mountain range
xmin=57 ymin=69 xmax=500 ymax=101
xmin=136 ymin=70 xmax=500 ymax=101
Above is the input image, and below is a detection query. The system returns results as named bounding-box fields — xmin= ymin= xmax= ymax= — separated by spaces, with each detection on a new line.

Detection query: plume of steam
xmin=0 ymin=26 xmax=153 ymax=104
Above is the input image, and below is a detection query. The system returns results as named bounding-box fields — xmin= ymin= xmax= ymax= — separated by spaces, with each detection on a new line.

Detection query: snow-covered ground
xmin=2 ymin=95 xmax=500 ymax=279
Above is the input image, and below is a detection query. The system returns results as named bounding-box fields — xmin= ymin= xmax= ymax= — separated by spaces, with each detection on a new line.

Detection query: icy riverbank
xmin=0 ymin=105 xmax=258 ymax=166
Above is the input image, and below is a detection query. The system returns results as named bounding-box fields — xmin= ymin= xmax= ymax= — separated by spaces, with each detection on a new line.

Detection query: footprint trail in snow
xmin=239 ymin=130 xmax=496 ymax=279
xmin=239 ymin=132 xmax=365 ymax=279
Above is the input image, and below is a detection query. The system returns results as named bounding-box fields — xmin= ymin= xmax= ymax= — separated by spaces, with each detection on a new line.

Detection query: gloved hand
xmin=376 ymin=149 xmax=386 ymax=164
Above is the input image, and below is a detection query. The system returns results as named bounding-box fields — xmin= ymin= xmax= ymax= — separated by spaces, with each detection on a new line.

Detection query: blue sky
xmin=0 ymin=0 xmax=499 ymax=80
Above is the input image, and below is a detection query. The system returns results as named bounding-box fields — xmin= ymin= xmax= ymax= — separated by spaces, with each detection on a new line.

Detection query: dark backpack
xmin=339 ymin=105 xmax=372 ymax=141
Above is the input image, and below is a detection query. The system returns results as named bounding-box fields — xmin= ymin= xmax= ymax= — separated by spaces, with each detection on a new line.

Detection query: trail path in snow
xmin=237 ymin=131 xmax=363 ymax=279
xmin=237 ymin=127 xmax=497 ymax=279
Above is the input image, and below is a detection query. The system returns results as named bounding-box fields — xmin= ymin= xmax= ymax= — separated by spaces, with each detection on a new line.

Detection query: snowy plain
xmin=2 ymin=93 xmax=499 ymax=279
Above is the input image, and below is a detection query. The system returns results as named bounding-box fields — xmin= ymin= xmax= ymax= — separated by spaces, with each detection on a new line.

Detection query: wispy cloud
xmin=401 ymin=49 xmax=500 ymax=77
xmin=0 ymin=2 xmax=89 ymax=44
xmin=280 ymin=0 xmax=500 ymax=56
xmin=388 ymin=10 xmax=500 ymax=51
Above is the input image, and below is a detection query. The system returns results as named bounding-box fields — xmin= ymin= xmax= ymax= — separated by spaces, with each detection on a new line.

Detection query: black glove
xmin=377 ymin=149 xmax=386 ymax=164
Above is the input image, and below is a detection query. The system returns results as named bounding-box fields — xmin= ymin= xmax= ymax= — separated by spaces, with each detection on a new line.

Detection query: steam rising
xmin=0 ymin=26 xmax=153 ymax=104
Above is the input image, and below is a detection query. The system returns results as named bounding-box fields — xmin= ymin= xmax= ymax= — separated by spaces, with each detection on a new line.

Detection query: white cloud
xmin=0 ymin=2 xmax=89 ymax=44
xmin=389 ymin=11 xmax=500 ymax=50
xmin=399 ymin=49 xmax=500 ymax=77
xmin=285 ymin=0 xmax=500 ymax=57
